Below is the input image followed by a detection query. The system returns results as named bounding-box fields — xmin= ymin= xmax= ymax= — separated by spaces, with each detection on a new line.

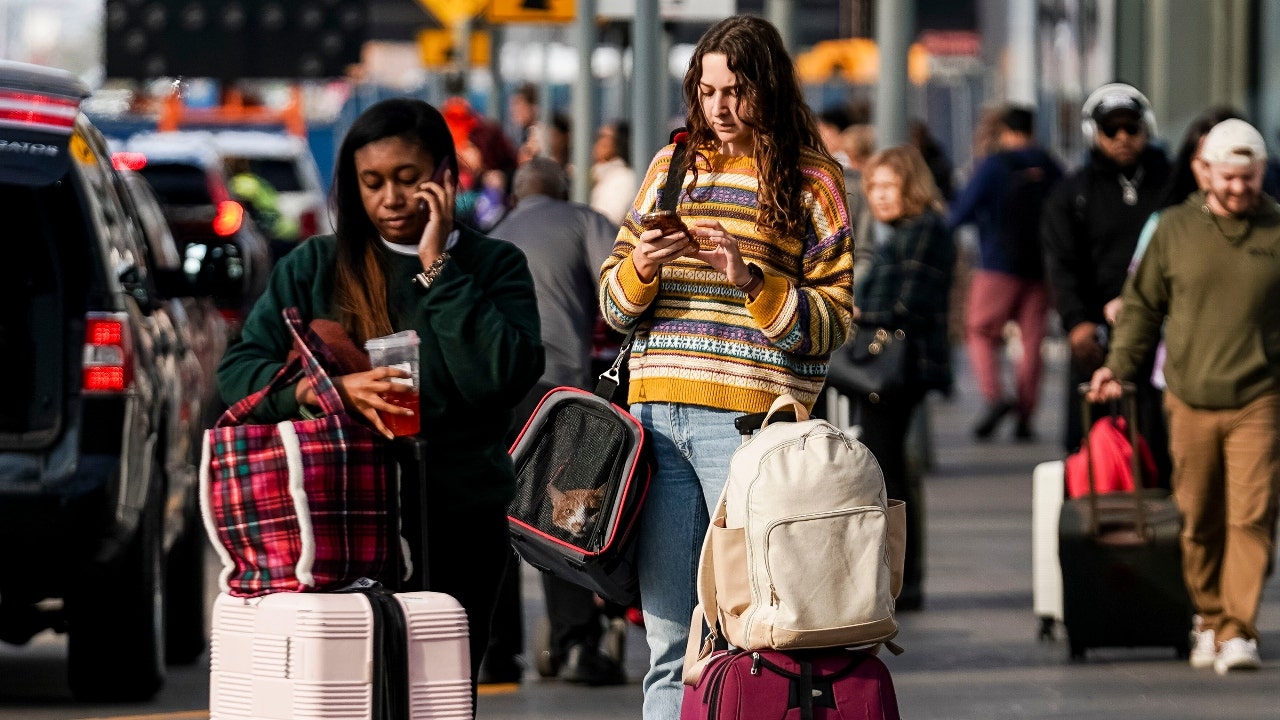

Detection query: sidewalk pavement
xmin=481 ymin=338 xmax=1279 ymax=719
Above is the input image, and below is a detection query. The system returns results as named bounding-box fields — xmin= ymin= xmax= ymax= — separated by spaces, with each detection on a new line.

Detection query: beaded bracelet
xmin=412 ymin=251 xmax=451 ymax=291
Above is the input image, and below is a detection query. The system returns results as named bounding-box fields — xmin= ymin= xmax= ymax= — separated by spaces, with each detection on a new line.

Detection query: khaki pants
xmin=1165 ymin=390 xmax=1280 ymax=642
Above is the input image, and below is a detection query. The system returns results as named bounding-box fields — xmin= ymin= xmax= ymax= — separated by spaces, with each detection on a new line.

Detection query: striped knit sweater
xmin=599 ymin=143 xmax=854 ymax=412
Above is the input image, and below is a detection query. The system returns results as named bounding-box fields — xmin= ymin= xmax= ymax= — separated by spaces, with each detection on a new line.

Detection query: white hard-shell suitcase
xmin=1032 ymin=460 xmax=1065 ymax=639
xmin=210 ymin=588 xmax=471 ymax=719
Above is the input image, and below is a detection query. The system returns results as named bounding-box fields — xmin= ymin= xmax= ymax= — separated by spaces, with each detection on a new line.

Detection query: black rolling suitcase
xmin=1058 ymin=382 xmax=1193 ymax=660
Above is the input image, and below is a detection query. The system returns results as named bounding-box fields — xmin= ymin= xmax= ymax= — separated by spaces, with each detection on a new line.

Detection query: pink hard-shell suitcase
xmin=210 ymin=586 xmax=471 ymax=719
xmin=680 ymin=648 xmax=901 ymax=720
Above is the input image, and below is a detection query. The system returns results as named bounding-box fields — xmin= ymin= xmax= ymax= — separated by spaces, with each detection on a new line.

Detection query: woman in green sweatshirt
xmin=216 ymin=98 xmax=544 ymax=705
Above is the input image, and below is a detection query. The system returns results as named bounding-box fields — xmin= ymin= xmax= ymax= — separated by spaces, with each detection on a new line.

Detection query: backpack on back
xmin=685 ymin=395 xmax=905 ymax=682
xmin=997 ymin=152 xmax=1052 ymax=279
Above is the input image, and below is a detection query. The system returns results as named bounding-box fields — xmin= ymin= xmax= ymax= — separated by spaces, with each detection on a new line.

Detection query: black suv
xmin=0 ymin=60 xmax=210 ymax=701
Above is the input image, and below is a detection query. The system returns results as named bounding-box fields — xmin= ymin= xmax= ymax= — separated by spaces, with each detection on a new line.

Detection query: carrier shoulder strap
xmin=595 ymin=129 xmax=689 ymax=402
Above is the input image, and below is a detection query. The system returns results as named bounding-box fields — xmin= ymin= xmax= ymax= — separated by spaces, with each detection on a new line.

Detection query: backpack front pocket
xmin=761 ymin=506 xmax=892 ymax=643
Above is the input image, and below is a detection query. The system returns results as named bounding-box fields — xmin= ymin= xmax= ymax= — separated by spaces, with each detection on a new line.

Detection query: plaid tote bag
xmin=199 ymin=307 xmax=402 ymax=597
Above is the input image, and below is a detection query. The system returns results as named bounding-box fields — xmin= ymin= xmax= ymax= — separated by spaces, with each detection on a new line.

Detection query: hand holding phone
xmin=418 ymin=156 xmax=456 ymax=217
xmin=641 ymin=210 xmax=694 ymax=243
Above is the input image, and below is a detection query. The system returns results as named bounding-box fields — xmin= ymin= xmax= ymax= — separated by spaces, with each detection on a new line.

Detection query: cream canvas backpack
xmin=685 ymin=395 xmax=906 ymax=682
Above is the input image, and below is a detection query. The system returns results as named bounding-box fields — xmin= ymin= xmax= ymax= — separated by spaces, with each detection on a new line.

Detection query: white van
xmin=210 ymin=129 xmax=333 ymax=240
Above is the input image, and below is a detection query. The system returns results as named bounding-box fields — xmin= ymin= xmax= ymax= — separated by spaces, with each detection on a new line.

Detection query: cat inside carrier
xmin=507 ymin=386 xmax=653 ymax=605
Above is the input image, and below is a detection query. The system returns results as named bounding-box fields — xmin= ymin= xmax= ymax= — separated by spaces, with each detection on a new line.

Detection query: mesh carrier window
xmin=511 ymin=399 xmax=633 ymax=549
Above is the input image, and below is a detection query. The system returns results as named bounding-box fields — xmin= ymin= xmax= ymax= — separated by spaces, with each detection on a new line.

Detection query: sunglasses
xmin=1100 ymin=121 xmax=1143 ymax=138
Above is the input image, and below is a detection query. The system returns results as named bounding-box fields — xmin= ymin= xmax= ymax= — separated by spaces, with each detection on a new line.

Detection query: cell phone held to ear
xmin=641 ymin=210 xmax=695 ymax=245
xmin=419 ymin=156 xmax=456 ymax=216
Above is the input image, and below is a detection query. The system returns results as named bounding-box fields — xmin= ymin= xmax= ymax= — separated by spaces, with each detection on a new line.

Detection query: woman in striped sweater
xmin=598 ymin=15 xmax=853 ymax=720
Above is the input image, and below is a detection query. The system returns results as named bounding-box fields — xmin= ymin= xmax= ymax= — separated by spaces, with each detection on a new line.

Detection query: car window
xmin=72 ymin=129 xmax=147 ymax=288
xmin=138 ymin=163 xmax=215 ymax=205
xmin=243 ymin=158 xmax=303 ymax=192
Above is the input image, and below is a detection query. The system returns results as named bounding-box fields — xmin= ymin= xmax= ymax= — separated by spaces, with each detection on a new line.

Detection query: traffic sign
xmin=487 ymin=0 xmax=576 ymax=24
xmin=415 ymin=0 xmax=490 ymax=26
xmin=417 ymin=29 xmax=492 ymax=67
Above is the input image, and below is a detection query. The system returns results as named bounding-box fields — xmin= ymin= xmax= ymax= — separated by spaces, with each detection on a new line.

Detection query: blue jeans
xmin=631 ymin=402 xmax=744 ymax=720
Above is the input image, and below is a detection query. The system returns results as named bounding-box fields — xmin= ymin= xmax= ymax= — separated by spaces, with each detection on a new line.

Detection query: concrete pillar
xmin=874 ymin=0 xmax=914 ymax=148
xmin=766 ymin=0 xmax=795 ymax=54
xmin=1259 ymin=0 xmax=1280 ymax=144
xmin=571 ymin=0 xmax=598 ymax=204
xmin=1145 ymin=0 xmax=1170 ymax=132
xmin=632 ymin=0 xmax=662 ymax=168
xmin=1006 ymin=0 xmax=1037 ymax=105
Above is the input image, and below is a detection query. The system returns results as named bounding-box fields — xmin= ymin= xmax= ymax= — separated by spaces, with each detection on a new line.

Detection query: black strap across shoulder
xmin=594 ymin=130 xmax=690 ymax=403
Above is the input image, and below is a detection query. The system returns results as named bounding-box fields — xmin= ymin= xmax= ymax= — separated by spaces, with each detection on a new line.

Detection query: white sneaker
xmin=1214 ymin=637 xmax=1261 ymax=675
xmin=1189 ymin=628 xmax=1217 ymax=669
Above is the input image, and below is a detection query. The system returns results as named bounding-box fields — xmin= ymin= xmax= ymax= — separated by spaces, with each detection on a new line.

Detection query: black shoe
xmin=477 ymin=654 xmax=524 ymax=684
xmin=972 ymin=400 xmax=1014 ymax=440
xmin=560 ymin=643 xmax=626 ymax=686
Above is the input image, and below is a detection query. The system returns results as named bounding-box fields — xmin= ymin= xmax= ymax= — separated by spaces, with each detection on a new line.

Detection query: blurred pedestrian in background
xmin=590 ymin=119 xmax=638 ymax=227
xmin=1087 ymin=118 xmax=1280 ymax=676
xmin=910 ymin=118 xmax=955 ymax=201
xmin=490 ymin=157 xmax=627 ymax=686
xmin=599 ymin=15 xmax=852 ymax=720
xmin=216 ymin=97 xmax=544 ymax=713
xmin=855 ymin=144 xmax=955 ymax=611
xmin=948 ymin=105 xmax=1063 ymax=441
xmin=509 ymin=81 xmax=540 ymax=151
xmin=818 ymin=109 xmax=875 ymax=285
xmin=1041 ymin=82 xmax=1171 ymax=467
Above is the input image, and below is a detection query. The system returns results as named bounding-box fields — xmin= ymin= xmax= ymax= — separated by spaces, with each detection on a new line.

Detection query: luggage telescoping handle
xmin=1076 ymin=381 xmax=1148 ymax=541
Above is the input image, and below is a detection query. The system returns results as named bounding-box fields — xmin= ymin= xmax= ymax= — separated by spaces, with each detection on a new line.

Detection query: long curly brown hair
xmin=680 ymin=15 xmax=831 ymax=239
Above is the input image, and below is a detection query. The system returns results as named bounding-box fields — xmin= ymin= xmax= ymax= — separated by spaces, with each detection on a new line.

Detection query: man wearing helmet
xmin=1041 ymin=83 xmax=1173 ymax=462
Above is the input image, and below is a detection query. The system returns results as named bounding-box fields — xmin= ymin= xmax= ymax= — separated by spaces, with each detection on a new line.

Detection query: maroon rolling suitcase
xmin=680 ymin=648 xmax=901 ymax=720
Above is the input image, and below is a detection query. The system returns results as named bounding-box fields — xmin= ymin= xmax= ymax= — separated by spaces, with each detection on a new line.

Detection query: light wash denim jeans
xmin=631 ymin=402 xmax=744 ymax=720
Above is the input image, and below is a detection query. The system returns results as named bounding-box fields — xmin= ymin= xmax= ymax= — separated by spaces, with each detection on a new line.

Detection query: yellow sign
xmin=795 ymin=38 xmax=930 ymax=86
xmin=415 ymin=0 xmax=489 ymax=26
xmin=417 ymin=29 xmax=492 ymax=68
xmin=486 ymin=0 xmax=575 ymax=24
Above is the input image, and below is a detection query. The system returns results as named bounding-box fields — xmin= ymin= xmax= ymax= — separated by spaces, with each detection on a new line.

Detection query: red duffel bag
xmin=1064 ymin=414 xmax=1157 ymax=499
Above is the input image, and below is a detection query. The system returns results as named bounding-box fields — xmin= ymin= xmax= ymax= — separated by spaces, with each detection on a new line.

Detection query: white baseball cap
xmin=1200 ymin=119 xmax=1267 ymax=165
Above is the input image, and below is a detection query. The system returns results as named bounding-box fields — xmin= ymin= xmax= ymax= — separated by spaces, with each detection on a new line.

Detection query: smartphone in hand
xmin=641 ymin=210 xmax=695 ymax=246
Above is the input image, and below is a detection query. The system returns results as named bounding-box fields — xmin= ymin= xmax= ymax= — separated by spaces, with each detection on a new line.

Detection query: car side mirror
xmin=118 ymin=265 xmax=159 ymax=309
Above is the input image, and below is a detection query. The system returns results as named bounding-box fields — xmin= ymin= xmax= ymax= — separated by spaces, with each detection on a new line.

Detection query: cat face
xmin=546 ymin=483 xmax=606 ymax=537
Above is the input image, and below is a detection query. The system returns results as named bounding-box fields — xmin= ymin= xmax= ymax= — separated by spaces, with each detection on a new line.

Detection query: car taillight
xmin=111 ymin=151 xmax=147 ymax=171
xmin=213 ymin=200 xmax=244 ymax=236
xmin=299 ymin=209 xmax=318 ymax=238
xmin=83 ymin=312 xmax=133 ymax=394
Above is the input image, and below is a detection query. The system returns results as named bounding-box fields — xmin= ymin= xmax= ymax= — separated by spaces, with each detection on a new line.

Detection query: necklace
xmin=1118 ymin=167 xmax=1144 ymax=206
xmin=1203 ymin=203 xmax=1252 ymax=244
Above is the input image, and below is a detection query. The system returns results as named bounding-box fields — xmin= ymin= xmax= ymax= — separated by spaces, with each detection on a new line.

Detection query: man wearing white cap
xmin=1088 ymin=118 xmax=1280 ymax=675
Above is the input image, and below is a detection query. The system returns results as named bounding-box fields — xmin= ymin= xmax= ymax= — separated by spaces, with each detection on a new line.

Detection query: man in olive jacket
xmin=1088 ymin=119 xmax=1280 ymax=676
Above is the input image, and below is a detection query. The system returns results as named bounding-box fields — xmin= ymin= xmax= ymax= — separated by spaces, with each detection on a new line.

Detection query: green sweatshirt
xmin=216 ymin=227 xmax=545 ymax=509
xmin=1107 ymin=192 xmax=1280 ymax=410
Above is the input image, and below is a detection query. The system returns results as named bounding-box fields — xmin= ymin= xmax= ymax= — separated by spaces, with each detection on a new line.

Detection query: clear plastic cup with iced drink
xmin=364 ymin=330 xmax=420 ymax=437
